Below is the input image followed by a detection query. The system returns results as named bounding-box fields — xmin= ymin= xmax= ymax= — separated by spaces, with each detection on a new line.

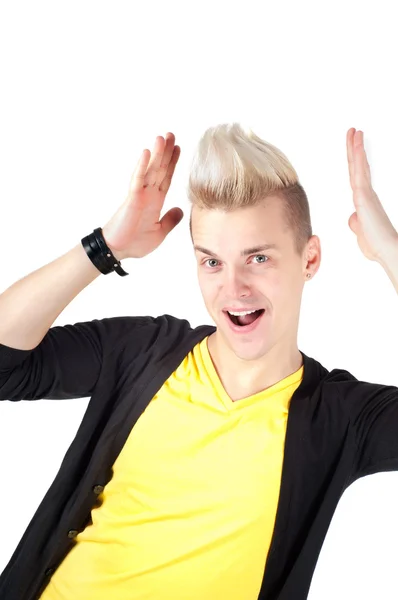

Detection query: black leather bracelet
xmin=81 ymin=227 xmax=129 ymax=276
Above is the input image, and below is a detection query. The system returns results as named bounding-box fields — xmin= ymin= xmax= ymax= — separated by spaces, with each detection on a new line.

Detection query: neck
xmin=207 ymin=332 xmax=303 ymax=397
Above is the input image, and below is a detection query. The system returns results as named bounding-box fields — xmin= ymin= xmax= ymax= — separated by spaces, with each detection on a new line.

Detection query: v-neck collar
xmin=198 ymin=335 xmax=304 ymax=411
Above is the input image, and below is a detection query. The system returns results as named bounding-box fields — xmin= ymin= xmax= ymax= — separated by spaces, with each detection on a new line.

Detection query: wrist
xmin=101 ymin=229 xmax=126 ymax=262
xmin=107 ymin=245 xmax=125 ymax=263
xmin=81 ymin=228 xmax=129 ymax=277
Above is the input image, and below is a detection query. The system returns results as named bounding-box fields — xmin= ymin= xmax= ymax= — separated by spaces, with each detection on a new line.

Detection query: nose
xmin=222 ymin=270 xmax=252 ymax=298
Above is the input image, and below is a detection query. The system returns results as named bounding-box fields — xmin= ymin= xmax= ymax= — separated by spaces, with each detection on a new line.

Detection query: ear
xmin=304 ymin=235 xmax=321 ymax=274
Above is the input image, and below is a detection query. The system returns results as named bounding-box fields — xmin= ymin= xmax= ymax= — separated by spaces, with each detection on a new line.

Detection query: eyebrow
xmin=193 ymin=244 xmax=280 ymax=258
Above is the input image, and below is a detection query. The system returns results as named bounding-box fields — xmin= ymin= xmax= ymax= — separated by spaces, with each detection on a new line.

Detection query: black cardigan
xmin=0 ymin=313 xmax=397 ymax=600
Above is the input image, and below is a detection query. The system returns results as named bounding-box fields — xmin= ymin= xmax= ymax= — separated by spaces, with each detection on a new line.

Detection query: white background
xmin=1 ymin=1 xmax=398 ymax=598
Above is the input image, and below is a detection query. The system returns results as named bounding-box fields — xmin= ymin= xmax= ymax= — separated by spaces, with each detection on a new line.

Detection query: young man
xmin=0 ymin=125 xmax=397 ymax=600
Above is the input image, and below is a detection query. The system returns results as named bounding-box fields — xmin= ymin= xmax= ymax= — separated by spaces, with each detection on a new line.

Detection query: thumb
xmin=348 ymin=212 xmax=359 ymax=234
xmin=159 ymin=207 xmax=184 ymax=237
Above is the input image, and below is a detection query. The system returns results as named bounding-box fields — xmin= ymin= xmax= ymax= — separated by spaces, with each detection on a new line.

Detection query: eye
xmin=203 ymin=258 xmax=219 ymax=268
xmin=252 ymin=254 xmax=268 ymax=264
xmin=203 ymin=255 xmax=269 ymax=268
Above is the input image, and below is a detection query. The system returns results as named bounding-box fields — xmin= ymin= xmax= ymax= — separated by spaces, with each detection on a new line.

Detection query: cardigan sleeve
xmin=0 ymin=315 xmax=152 ymax=401
xmin=340 ymin=376 xmax=398 ymax=479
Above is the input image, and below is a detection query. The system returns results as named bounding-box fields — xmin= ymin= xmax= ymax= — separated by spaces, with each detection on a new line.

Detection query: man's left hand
xmin=346 ymin=128 xmax=398 ymax=263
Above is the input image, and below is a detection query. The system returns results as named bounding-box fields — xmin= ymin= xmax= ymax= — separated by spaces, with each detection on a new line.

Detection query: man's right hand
xmin=102 ymin=132 xmax=184 ymax=260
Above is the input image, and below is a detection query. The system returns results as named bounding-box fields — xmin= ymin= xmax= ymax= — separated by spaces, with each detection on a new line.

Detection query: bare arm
xmin=0 ymin=242 xmax=110 ymax=351
xmin=0 ymin=131 xmax=182 ymax=356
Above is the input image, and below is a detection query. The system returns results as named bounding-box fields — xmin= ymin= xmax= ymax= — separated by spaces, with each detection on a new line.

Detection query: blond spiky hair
xmin=187 ymin=122 xmax=312 ymax=256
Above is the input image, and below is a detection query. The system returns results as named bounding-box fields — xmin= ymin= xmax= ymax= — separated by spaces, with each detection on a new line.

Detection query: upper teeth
xmin=228 ymin=309 xmax=258 ymax=316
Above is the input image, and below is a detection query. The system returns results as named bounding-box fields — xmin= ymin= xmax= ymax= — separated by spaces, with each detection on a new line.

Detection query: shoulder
xmin=97 ymin=313 xmax=216 ymax=360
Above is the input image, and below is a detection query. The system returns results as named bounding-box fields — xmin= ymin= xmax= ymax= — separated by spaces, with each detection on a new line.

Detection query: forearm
xmin=0 ymin=242 xmax=102 ymax=351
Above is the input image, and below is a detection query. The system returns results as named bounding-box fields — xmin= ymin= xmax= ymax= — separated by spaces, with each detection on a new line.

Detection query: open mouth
xmin=226 ymin=309 xmax=265 ymax=327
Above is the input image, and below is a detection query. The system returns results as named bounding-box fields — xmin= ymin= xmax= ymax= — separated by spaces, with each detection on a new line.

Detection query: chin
xmin=231 ymin=343 xmax=272 ymax=362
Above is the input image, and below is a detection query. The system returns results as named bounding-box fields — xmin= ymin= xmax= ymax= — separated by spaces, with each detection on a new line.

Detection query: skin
xmin=106 ymin=127 xmax=398 ymax=400
xmin=190 ymin=127 xmax=398 ymax=401
xmin=191 ymin=199 xmax=321 ymax=400
xmin=346 ymin=128 xmax=398 ymax=275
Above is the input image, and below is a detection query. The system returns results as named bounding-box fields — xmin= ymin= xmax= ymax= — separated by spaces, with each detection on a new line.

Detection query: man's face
xmin=192 ymin=197 xmax=320 ymax=362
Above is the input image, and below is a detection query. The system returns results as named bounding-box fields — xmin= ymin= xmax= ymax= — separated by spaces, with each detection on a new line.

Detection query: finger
xmin=129 ymin=149 xmax=151 ymax=193
xmin=145 ymin=136 xmax=166 ymax=187
xmin=156 ymin=132 xmax=176 ymax=187
xmin=159 ymin=206 xmax=184 ymax=236
xmin=159 ymin=145 xmax=181 ymax=194
xmin=346 ymin=127 xmax=356 ymax=189
xmin=353 ymin=130 xmax=372 ymax=189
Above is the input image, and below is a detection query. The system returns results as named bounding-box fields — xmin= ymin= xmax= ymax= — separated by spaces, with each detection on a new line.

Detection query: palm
xmin=346 ymin=128 xmax=397 ymax=263
xmin=103 ymin=133 xmax=183 ymax=258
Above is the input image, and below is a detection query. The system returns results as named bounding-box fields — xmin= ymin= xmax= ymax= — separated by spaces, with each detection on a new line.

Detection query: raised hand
xmin=102 ymin=132 xmax=184 ymax=260
xmin=346 ymin=128 xmax=397 ymax=263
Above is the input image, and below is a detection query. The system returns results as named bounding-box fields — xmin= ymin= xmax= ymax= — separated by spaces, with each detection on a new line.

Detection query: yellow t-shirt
xmin=40 ymin=336 xmax=303 ymax=600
